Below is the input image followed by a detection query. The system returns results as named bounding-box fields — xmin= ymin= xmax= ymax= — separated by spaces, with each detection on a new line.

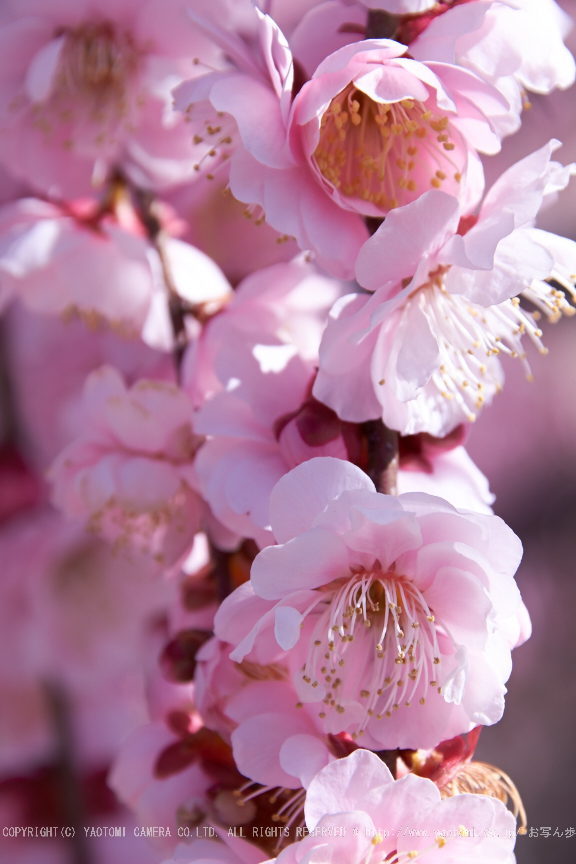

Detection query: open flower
xmin=411 ymin=0 xmax=575 ymax=137
xmin=174 ymin=11 xmax=506 ymax=275
xmin=283 ymin=749 xmax=517 ymax=864
xmin=49 ymin=365 xmax=202 ymax=565
xmin=195 ymin=636 xmax=359 ymax=795
xmin=314 ymin=140 xmax=576 ymax=435
xmin=182 ymin=254 xmax=343 ymax=409
xmin=193 ymin=302 xmax=494 ymax=545
xmin=215 ymin=457 xmax=527 ymax=751
xmin=0 ymin=195 xmax=232 ymax=349
xmin=0 ymin=0 xmax=238 ymax=196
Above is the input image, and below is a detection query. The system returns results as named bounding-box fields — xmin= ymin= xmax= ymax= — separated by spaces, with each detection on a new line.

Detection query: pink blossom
xmin=282 ymin=749 xmax=517 ymax=864
xmin=314 ymin=140 xmax=576 ymax=435
xmin=49 ymin=365 xmax=202 ymax=565
xmin=194 ymin=636 xmax=358 ymax=792
xmin=411 ymin=0 xmax=575 ymax=136
xmin=110 ymin=712 xmax=283 ymax=854
xmin=109 ymin=721 xmax=215 ymax=851
xmin=194 ymin=341 xmax=494 ymax=545
xmin=181 ymin=254 xmax=344 ymax=410
xmin=0 ymin=0 xmax=246 ymax=197
xmin=167 ymin=534 xmax=220 ymax=635
xmin=215 ymin=457 xmax=527 ymax=750
xmin=0 ymin=198 xmax=153 ymax=332
xmin=174 ymin=12 xmax=507 ymax=275
xmin=397 ymin=439 xmax=494 ymax=514
xmin=169 ymin=178 xmax=301 ymax=286
xmin=228 ymin=677 xmax=335 ymax=792
xmin=194 ymin=637 xmax=246 ymax=741
xmin=193 ymin=348 xmax=360 ymax=547
xmin=0 ymin=196 xmax=232 ymax=350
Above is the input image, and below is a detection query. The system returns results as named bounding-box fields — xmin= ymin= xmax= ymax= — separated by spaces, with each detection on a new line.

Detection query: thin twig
xmin=44 ymin=681 xmax=93 ymax=864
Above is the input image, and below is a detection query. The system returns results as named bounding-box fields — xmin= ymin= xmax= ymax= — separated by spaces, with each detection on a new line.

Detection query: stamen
xmin=57 ymin=22 xmax=137 ymax=107
xmin=313 ymin=84 xmax=464 ymax=213
xmin=301 ymin=566 xmax=452 ymax=734
xmin=441 ymin=761 xmax=527 ymax=834
xmin=381 ymin=274 xmax=557 ymax=424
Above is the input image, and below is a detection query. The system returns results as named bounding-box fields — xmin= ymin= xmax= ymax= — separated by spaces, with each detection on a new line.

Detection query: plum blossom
xmin=181 ymin=253 xmax=344 ymax=410
xmin=49 ymin=365 xmax=202 ymax=564
xmin=194 ymin=636 xmax=361 ymax=796
xmin=0 ymin=0 xmax=252 ymax=197
xmin=169 ymin=177 xmax=301 ymax=286
xmin=410 ymin=0 xmax=575 ymax=136
xmin=174 ymin=12 xmax=508 ymax=275
xmin=194 ymin=341 xmax=495 ymax=545
xmin=314 ymin=140 xmax=576 ymax=435
xmin=216 ymin=457 xmax=527 ymax=750
xmin=109 ymin=721 xmax=215 ymax=852
xmin=287 ymin=749 xmax=517 ymax=864
xmin=0 ymin=195 xmax=232 ymax=350
xmin=193 ymin=349 xmax=360 ymax=547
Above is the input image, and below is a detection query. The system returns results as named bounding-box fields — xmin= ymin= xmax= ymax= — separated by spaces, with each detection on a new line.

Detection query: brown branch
xmin=374 ymin=747 xmax=400 ymax=778
xmin=44 ymin=682 xmax=93 ymax=864
xmin=366 ymin=9 xmax=400 ymax=39
xmin=130 ymin=186 xmax=188 ymax=375
xmin=210 ymin=545 xmax=232 ymax=603
xmin=362 ymin=419 xmax=399 ymax=495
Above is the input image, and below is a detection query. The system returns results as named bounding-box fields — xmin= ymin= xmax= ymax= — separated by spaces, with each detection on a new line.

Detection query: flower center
xmin=313 ymin=84 xmax=463 ymax=212
xmin=301 ymin=565 xmax=447 ymax=734
xmin=57 ymin=22 xmax=137 ymax=107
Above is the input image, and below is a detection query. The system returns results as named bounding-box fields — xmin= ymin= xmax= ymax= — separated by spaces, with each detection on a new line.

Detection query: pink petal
xmin=251 ymin=527 xmax=348 ymax=600
xmin=304 ymin=750 xmax=393 ymax=830
xmin=210 ymin=75 xmax=293 ymax=170
xmin=24 ymin=36 xmax=65 ymax=103
xmin=268 ymin=457 xmax=375 ymax=543
xmin=274 ymin=605 xmax=304 ymax=650
xmin=355 ymin=191 xmax=461 ymax=291
xmin=279 ymin=733 xmax=333 ymax=788
xmin=231 ymin=712 xmax=313 ymax=789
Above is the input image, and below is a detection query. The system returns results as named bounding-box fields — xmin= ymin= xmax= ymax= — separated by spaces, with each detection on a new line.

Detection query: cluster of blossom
xmin=0 ymin=0 xmax=574 ymax=863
